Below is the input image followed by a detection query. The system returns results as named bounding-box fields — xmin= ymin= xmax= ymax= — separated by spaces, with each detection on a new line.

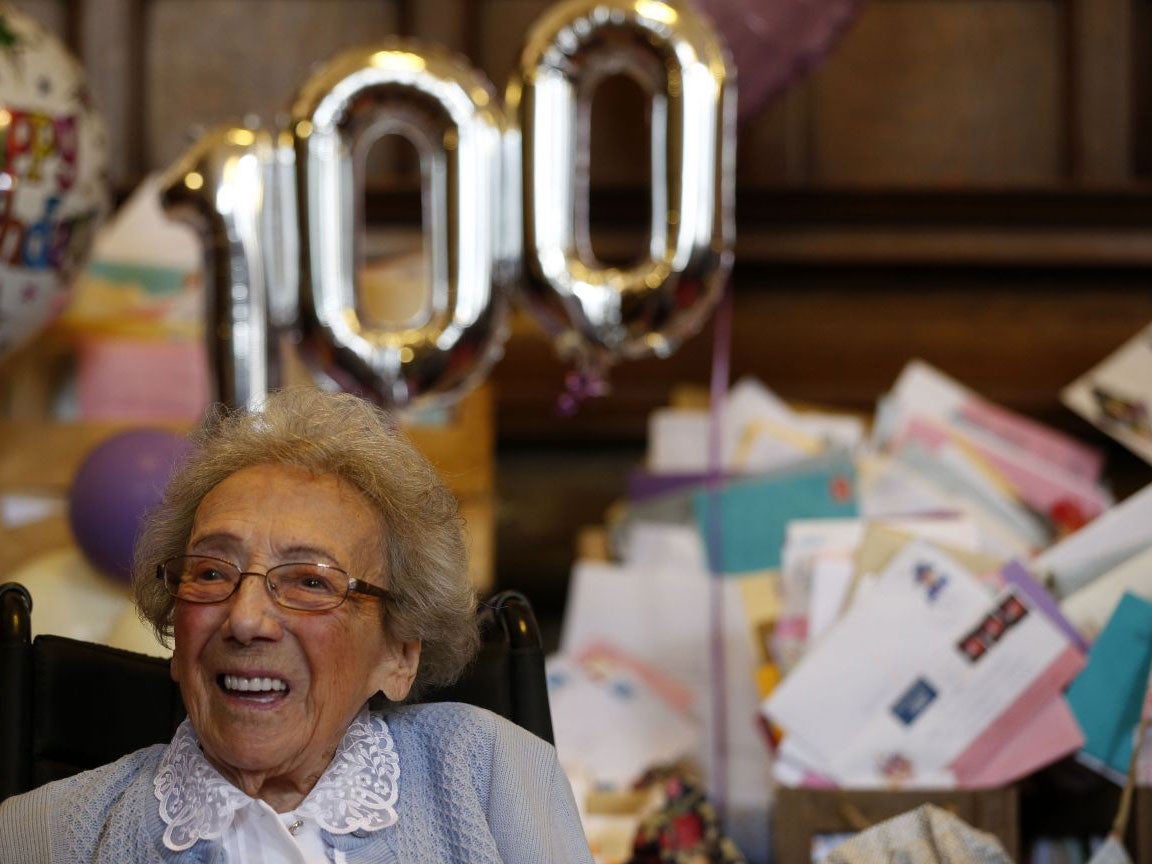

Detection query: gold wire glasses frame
xmin=157 ymin=554 xmax=392 ymax=612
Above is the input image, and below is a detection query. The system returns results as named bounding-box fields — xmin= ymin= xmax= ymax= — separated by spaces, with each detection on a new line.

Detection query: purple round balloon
xmin=68 ymin=429 xmax=192 ymax=583
xmin=694 ymin=0 xmax=864 ymax=122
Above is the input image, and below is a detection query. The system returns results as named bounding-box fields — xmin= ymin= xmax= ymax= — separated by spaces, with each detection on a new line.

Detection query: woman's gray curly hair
xmin=132 ymin=386 xmax=479 ymax=699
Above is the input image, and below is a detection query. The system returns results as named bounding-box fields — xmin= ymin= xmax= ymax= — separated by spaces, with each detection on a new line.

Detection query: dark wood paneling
xmin=480 ymin=188 xmax=1152 ymax=445
xmin=494 ymin=444 xmax=640 ymax=613
xmin=12 ymin=0 xmax=75 ymax=45
xmin=796 ymin=0 xmax=1065 ymax=186
xmin=1067 ymin=0 xmax=1132 ymax=181
xmin=471 ymin=0 xmax=547 ymax=93
xmin=57 ymin=0 xmax=1150 ymax=188
xmin=141 ymin=0 xmax=407 ymax=170
xmin=492 ymin=274 xmax=1152 ymax=439
xmin=1134 ymin=0 xmax=1152 ymax=177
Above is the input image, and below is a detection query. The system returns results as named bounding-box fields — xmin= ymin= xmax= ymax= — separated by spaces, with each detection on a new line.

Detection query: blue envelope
xmin=1066 ymin=592 xmax=1152 ymax=781
xmin=691 ymin=456 xmax=858 ymax=574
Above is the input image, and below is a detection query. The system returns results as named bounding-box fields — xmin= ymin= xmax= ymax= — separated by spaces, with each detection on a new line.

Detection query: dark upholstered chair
xmin=0 ymin=582 xmax=553 ymax=803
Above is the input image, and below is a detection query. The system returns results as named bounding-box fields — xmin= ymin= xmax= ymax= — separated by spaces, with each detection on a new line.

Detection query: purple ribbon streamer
xmin=706 ymin=282 xmax=734 ymax=825
xmin=556 ymin=367 xmax=610 ymax=416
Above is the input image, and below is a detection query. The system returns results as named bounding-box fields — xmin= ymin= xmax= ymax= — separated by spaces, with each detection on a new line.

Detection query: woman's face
xmin=170 ymin=463 xmax=420 ymax=795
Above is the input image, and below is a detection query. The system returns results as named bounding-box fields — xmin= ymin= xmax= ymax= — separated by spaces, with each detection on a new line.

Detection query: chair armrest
xmin=0 ymin=583 xmax=33 ymax=801
xmin=0 ymin=583 xmax=32 ymax=645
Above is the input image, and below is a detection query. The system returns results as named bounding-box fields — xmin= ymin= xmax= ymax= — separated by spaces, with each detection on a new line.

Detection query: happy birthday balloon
xmin=509 ymin=0 xmax=735 ymax=405
xmin=0 ymin=5 xmax=108 ymax=361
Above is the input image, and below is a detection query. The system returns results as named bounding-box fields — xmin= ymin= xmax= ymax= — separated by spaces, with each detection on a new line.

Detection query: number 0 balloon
xmin=509 ymin=0 xmax=735 ymax=390
xmin=290 ymin=40 xmax=513 ymax=410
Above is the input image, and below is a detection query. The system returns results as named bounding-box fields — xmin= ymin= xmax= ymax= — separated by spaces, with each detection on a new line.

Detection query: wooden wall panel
xmin=77 ymin=0 xmax=135 ymax=184
xmin=1133 ymin=0 xmax=1152 ymax=177
xmin=803 ymin=0 xmax=1065 ymax=186
xmin=143 ymin=0 xmax=403 ymax=169
xmin=471 ymin=0 xmax=548 ymax=92
xmin=1068 ymin=0 xmax=1131 ymax=181
xmin=30 ymin=0 xmax=1147 ymax=188
xmin=492 ymin=275 xmax=1152 ymax=440
xmin=737 ymin=85 xmax=815 ymax=185
xmin=411 ymin=0 xmax=468 ymax=52
xmin=15 ymin=1 xmax=70 ymax=39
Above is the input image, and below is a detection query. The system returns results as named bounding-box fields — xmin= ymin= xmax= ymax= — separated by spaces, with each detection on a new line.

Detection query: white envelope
xmin=644 ymin=378 xmax=863 ymax=476
xmin=646 ymin=408 xmax=713 ymax=474
xmin=562 ymin=523 xmax=772 ymax=862
xmin=1060 ymin=543 xmax=1152 ymax=640
xmin=1034 ymin=480 xmax=1152 ymax=599
xmin=547 ymin=649 xmax=698 ymax=789
xmin=764 ymin=539 xmax=1083 ymax=787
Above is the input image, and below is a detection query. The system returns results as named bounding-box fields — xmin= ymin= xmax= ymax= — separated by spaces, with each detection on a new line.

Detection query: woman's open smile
xmin=169 ymin=463 xmax=419 ymax=807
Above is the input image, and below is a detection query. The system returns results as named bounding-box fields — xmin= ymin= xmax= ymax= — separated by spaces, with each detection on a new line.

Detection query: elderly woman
xmin=0 ymin=388 xmax=593 ymax=863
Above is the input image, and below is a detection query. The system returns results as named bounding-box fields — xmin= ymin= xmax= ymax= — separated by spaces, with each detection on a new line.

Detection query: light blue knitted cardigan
xmin=0 ymin=702 xmax=594 ymax=864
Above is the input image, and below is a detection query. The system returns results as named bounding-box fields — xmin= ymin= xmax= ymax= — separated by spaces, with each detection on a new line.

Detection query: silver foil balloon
xmin=289 ymin=40 xmax=513 ymax=411
xmin=160 ymin=126 xmax=281 ymax=410
xmin=510 ymin=0 xmax=736 ymax=382
xmin=263 ymin=128 xmax=300 ymax=334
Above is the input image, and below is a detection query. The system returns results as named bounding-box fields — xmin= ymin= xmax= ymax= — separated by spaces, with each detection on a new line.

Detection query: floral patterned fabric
xmin=627 ymin=767 xmax=746 ymax=864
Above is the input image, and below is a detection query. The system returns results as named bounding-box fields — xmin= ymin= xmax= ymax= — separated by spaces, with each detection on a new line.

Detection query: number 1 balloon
xmin=289 ymin=39 xmax=514 ymax=410
xmin=159 ymin=125 xmax=282 ymax=410
xmin=508 ymin=0 xmax=736 ymax=401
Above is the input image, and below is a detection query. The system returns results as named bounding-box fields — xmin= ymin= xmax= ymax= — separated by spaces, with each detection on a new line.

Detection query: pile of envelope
xmin=762 ymin=360 xmax=1152 ymax=790
xmin=555 ymin=353 xmax=1152 ymax=863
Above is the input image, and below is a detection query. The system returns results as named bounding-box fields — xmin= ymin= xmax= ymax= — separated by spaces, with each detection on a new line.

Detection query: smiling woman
xmin=0 ymin=388 xmax=593 ymax=864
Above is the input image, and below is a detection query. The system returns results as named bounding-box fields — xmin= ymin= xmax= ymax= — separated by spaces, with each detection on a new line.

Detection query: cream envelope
xmin=846 ymin=523 xmax=1003 ymax=614
xmin=547 ymin=646 xmax=699 ymax=789
xmin=645 ymin=378 xmax=863 ymax=476
xmin=857 ymin=453 xmax=1034 ymax=559
xmin=890 ymin=444 xmax=1048 ymax=557
xmin=779 ymin=516 xmax=984 ymax=653
xmin=724 ymin=377 xmax=864 ymax=471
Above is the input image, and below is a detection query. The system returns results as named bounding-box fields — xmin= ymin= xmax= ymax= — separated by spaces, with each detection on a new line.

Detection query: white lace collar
xmin=153 ymin=707 xmax=400 ymax=851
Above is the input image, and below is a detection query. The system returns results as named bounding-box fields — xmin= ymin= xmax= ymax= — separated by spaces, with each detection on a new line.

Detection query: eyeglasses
xmin=157 ymin=554 xmax=392 ymax=612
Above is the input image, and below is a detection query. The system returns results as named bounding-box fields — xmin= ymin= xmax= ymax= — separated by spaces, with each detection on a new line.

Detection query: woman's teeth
xmin=223 ymin=675 xmax=287 ymax=693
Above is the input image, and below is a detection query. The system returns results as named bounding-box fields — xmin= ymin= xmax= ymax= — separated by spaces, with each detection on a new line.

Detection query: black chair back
xmin=0 ymin=582 xmax=553 ymax=803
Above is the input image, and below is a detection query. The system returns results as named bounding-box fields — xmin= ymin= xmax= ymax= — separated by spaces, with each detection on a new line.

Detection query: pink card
xmin=896 ymin=416 xmax=1112 ymax=528
xmin=78 ymin=337 xmax=209 ymax=422
xmin=950 ymin=650 xmax=1085 ymax=787
xmin=957 ymin=399 xmax=1104 ymax=482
